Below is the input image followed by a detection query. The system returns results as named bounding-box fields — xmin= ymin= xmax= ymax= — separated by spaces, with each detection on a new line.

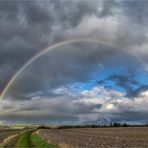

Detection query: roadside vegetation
xmin=16 ymin=132 xmax=30 ymax=147
xmin=31 ymin=134 xmax=56 ymax=148
xmin=15 ymin=131 xmax=56 ymax=148
xmin=0 ymin=127 xmax=57 ymax=148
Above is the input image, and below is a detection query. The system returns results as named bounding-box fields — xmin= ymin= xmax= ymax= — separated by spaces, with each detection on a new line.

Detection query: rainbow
xmin=0 ymin=38 xmax=146 ymax=100
xmin=1 ymin=39 xmax=109 ymax=100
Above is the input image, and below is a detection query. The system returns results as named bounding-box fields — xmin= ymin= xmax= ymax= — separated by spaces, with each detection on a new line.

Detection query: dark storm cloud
xmin=1 ymin=0 xmax=148 ymax=92
xmin=0 ymin=0 xmax=103 ymax=92
xmin=0 ymin=1 xmax=49 ymax=91
xmin=118 ymin=111 xmax=148 ymax=122
xmin=1 ymin=0 xmax=148 ymax=124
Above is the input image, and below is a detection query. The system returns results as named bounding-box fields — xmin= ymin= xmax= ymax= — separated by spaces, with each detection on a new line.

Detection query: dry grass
xmin=0 ymin=129 xmax=19 ymax=143
xmin=36 ymin=127 xmax=148 ymax=148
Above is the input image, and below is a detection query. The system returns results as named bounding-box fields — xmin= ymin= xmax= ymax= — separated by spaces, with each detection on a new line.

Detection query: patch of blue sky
xmin=67 ymin=81 xmax=95 ymax=92
xmin=104 ymin=80 xmax=126 ymax=93
xmin=135 ymin=71 xmax=148 ymax=85
xmin=94 ymin=64 xmax=126 ymax=82
xmin=63 ymin=57 xmax=147 ymax=95
xmin=68 ymin=68 xmax=126 ymax=94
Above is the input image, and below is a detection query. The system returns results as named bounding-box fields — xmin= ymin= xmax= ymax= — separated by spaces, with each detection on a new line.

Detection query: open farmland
xmin=1 ymin=126 xmax=148 ymax=147
xmin=0 ymin=128 xmax=23 ymax=145
xmin=36 ymin=127 xmax=148 ymax=148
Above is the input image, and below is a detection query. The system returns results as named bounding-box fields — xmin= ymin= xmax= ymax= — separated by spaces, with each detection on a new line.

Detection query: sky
xmin=0 ymin=0 xmax=148 ymax=124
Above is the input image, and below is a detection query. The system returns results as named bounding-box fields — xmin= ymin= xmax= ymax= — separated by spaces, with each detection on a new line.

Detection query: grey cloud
xmin=121 ymin=0 xmax=148 ymax=25
xmin=0 ymin=112 xmax=79 ymax=124
xmin=0 ymin=96 xmax=102 ymax=124
xmin=113 ymin=0 xmax=148 ymax=49
xmin=50 ymin=0 xmax=100 ymax=28
xmin=108 ymin=111 xmax=148 ymax=124
xmin=24 ymin=4 xmax=53 ymax=25
xmin=120 ymin=111 xmax=148 ymax=122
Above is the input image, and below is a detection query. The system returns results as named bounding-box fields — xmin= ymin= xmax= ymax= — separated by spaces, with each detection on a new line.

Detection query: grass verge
xmin=16 ymin=132 xmax=30 ymax=147
xmin=30 ymin=134 xmax=57 ymax=148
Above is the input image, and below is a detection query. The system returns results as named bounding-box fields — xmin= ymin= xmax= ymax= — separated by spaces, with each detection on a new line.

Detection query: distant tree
xmin=122 ymin=123 xmax=129 ymax=127
xmin=113 ymin=122 xmax=121 ymax=127
xmin=103 ymin=124 xmax=107 ymax=127
xmin=92 ymin=124 xmax=96 ymax=128
xmin=37 ymin=126 xmax=50 ymax=129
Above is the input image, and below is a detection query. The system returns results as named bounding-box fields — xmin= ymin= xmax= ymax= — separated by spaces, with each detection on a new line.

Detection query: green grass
xmin=16 ymin=132 xmax=30 ymax=147
xmin=30 ymin=134 xmax=57 ymax=148
xmin=15 ymin=130 xmax=57 ymax=148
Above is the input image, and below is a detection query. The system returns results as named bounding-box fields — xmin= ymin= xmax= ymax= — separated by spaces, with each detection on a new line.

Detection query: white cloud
xmin=65 ymin=15 xmax=120 ymax=44
xmin=1 ymin=86 xmax=148 ymax=124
